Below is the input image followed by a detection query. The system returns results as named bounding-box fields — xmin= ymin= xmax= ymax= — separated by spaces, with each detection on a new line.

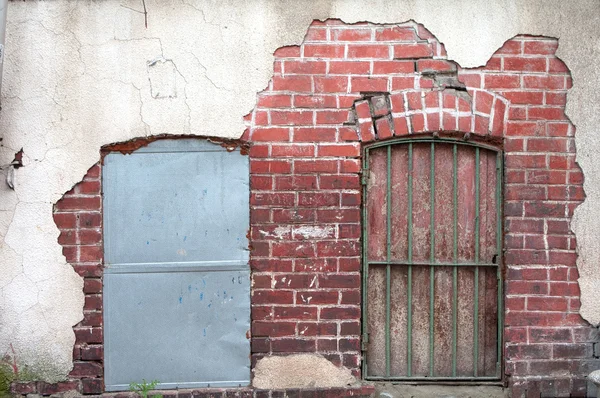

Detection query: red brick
xmin=351 ymin=77 xmax=388 ymax=92
xmin=272 ymin=75 xmax=312 ymax=92
xmin=316 ymin=110 xmax=352 ymax=124
xmin=528 ymin=106 xmax=566 ymax=121
xmin=527 ymin=137 xmax=567 ymax=152
xmin=53 ymin=212 xmax=77 ymax=229
xmin=284 ymin=60 xmax=327 ymax=74
xmin=80 ymin=310 xmax=102 ymax=327
xmin=505 ymin=154 xmax=546 ymax=168
xmin=530 ymin=328 xmax=572 ymax=343
xmin=294 ymin=127 xmax=336 ymax=142
xmin=79 ymin=229 xmax=101 ymax=245
xmin=393 ymin=43 xmax=433 ymax=59
xmin=250 ymin=159 xmax=292 ymax=174
xmin=418 ymin=59 xmax=456 ymax=72
xmin=275 ymin=175 xmax=318 ymax=190
xmin=80 ymin=245 xmax=102 ymax=262
xmin=81 ymin=379 xmax=103 ymax=395
xmin=303 ymin=44 xmax=345 ymax=58
xmin=331 ymin=28 xmax=372 ymax=41
xmin=251 ymin=127 xmax=290 ymax=142
xmin=69 ymin=361 xmax=103 ymax=377
xmin=294 ymin=159 xmax=337 ymax=173
xmin=373 ymin=60 xmax=414 ymax=74
xmin=502 ymin=91 xmax=544 ymax=105
xmin=458 ymin=73 xmax=481 ymax=88
xmin=506 ymin=121 xmax=540 ymax=136
xmin=252 ymin=274 xmax=272 ymax=288
xmin=347 ymin=45 xmax=390 ymax=59
xmin=294 ymin=94 xmax=337 ymax=108
xmin=320 ymin=306 xmax=360 ymax=320
xmin=319 ymin=273 xmax=360 ymax=289
xmin=375 ymin=116 xmax=394 ymax=139
xmin=257 ymin=94 xmax=292 ymax=108
xmin=251 ymin=192 xmax=295 ymax=206
xmin=272 ymin=242 xmax=315 ymax=257
xmin=329 ymin=61 xmax=371 ymax=75
xmin=271 ymin=144 xmax=315 ymax=158
xmin=273 ymin=306 xmax=318 ymax=320
xmin=316 ymin=240 xmax=360 ymax=257
xmin=495 ymin=39 xmax=522 ymax=55
xmin=314 ymin=76 xmax=348 ymax=93
xmin=76 ymin=180 xmax=101 ymax=195
xmin=271 ymin=110 xmax=314 ymax=125
xmin=524 ymin=40 xmax=558 ymax=55
xmin=274 ymin=45 xmax=301 ymax=58
xmin=320 ymin=175 xmax=360 ymax=189
xmin=528 ymin=296 xmax=568 ymax=312
xmin=503 ymin=57 xmax=547 ymax=72
xmin=391 ymin=76 xmax=415 ymax=90
xmin=523 ymin=75 xmax=565 ymax=90
xmin=548 ymin=58 xmax=569 ymax=73
xmin=80 ymin=345 xmax=103 ymax=361
xmin=271 ymin=338 xmax=316 ymax=352
xmin=546 ymin=92 xmax=567 ymax=106
xmin=252 ymin=290 xmax=294 ymax=305
xmin=252 ymin=321 xmax=296 ymax=337
xmin=318 ymin=144 xmax=360 ymax=157
xmin=484 ymin=74 xmax=520 ymax=89
xmin=375 ymin=26 xmax=417 ymax=41
xmin=55 ymin=196 xmax=101 ymax=211
xmin=298 ymin=322 xmax=337 ymax=336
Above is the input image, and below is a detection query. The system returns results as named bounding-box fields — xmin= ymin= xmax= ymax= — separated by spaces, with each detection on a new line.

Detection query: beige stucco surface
xmin=0 ymin=0 xmax=599 ymax=382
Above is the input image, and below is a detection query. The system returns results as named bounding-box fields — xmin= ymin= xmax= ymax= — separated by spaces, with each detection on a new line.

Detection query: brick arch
xmin=352 ymin=88 xmax=509 ymax=143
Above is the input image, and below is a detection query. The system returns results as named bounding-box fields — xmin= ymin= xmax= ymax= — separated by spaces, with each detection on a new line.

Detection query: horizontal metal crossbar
xmin=367 ymin=261 xmax=498 ymax=268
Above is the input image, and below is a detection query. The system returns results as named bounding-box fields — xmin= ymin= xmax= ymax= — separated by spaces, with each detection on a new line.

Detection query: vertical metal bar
xmin=452 ymin=144 xmax=458 ymax=377
xmin=429 ymin=142 xmax=435 ymax=377
xmin=407 ymin=143 xmax=413 ymax=377
xmin=386 ymin=145 xmax=392 ymax=378
xmin=495 ymin=151 xmax=503 ymax=378
xmin=473 ymin=147 xmax=480 ymax=377
xmin=361 ymin=148 xmax=370 ymax=377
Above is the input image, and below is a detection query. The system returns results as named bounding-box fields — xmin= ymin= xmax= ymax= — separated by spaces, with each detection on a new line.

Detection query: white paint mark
xmin=294 ymin=225 xmax=334 ymax=239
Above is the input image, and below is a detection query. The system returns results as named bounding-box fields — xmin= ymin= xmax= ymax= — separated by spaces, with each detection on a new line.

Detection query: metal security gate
xmin=102 ymin=139 xmax=250 ymax=390
xmin=362 ymin=137 xmax=503 ymax=381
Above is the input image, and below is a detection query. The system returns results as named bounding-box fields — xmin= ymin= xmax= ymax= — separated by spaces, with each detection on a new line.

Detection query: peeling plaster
xmin=253 ymin=354 xmax=356 ymax=389
xmin=0 ymin=0 xmax=599 ymax=382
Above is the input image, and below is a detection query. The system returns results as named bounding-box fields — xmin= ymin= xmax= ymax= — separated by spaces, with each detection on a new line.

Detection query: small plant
xmin=129 ymin=379 xmax=163 ymax=398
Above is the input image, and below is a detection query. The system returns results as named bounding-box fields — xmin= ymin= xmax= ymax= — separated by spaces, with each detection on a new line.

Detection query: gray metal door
xmin=102 ymin=139 xmax=250 ymax=391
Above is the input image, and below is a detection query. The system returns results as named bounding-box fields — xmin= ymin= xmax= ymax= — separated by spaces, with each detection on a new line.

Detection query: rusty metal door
xmin=362 ymin=137 xmax=503 ymax=381
xmin=102 ymin=139 xmax=250 ymax=390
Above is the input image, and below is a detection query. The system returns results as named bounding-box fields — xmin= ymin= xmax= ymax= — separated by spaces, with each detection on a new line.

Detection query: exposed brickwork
xmin=35 ymin=20 xmax=597 ymax=398
xmin=248 ymin=20 xmax=597 ymax=397
xmin=50 ymin=163 xmax=104 ymax=395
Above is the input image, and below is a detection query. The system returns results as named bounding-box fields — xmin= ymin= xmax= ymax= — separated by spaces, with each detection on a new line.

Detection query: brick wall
xmin=247 ymin=20 xmax=597 ymax=397
xmin=20 ymin=19 xmax=597 ymax=398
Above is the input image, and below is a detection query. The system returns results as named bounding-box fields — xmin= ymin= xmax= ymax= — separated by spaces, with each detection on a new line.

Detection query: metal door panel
xmin=103 ymin=139 xmax=249 ymax=268
xmin=102 ymin=139 xmax=250 ymax=390
xmin=104 ymin=270 xmax=251 ymax=391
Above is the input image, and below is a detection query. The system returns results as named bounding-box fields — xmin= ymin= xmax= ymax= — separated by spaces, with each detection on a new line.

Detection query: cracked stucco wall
xmin=0 ymin=0 xmax=599 ymax=382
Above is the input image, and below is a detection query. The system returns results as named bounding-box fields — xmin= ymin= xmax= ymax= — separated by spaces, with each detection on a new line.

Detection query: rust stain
xmin=100 ymin=134 xmax=250 ymax=162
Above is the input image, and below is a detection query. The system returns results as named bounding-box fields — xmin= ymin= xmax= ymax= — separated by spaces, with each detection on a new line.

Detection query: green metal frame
xmin=361 ymin=137 xmax=504 ymax=382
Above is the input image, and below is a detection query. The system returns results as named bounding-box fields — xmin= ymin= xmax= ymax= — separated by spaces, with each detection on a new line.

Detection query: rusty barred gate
xmin=362 ymin=137 xmax=503 ymax=381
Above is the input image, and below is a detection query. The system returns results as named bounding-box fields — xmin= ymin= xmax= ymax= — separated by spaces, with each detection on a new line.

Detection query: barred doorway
xmin=362 ymin=137 xmax=503 ymax=381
